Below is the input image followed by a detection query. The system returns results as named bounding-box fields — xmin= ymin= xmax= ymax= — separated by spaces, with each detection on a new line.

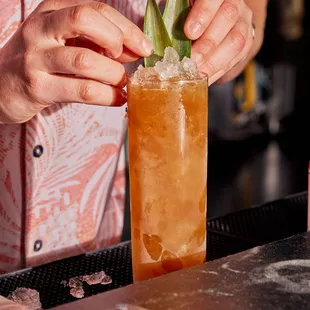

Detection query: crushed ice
xmin=69 ymin=287 xmax=85 ymax=299
xmin=8 ymin=288 xmax=42 ymax=310
xmin=133 ymin=47 xmax=199 ymax=83
xmin=62 ymin=271 xmax=112 ymax=299
xmin=82 ymin=271 xmax=112 ymax=285
xmin=154 ymin=47 xmax=181 ymax=79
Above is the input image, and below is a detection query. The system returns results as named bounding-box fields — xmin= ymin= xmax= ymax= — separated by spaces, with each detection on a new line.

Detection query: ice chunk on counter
xmin=8 ymin=288 xmax=42 ymax=310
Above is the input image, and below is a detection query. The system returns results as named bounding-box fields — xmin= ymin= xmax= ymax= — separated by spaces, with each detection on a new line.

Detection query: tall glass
xmin=127 ymin=75 xmax=208 ymax=282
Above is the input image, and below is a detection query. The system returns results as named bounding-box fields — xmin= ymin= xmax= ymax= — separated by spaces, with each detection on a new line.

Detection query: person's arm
xmin=0 ymin=0 xmax=153 ymax=124
xmin=184 ymin=0 xmax=268 ymax=85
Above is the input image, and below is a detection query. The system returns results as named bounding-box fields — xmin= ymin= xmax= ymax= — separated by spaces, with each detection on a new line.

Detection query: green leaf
xmin=163 ymin=0 xmax=191 ymax=59
xmin=143 ymin=0 xmax=172 ymax=67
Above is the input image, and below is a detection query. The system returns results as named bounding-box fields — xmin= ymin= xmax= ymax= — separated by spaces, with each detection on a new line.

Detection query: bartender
xmin=0 ymin=0 xmax=267 ymax=291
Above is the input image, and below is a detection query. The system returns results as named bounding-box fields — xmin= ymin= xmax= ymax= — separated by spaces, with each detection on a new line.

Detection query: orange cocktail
xmin=127 ymin=59 xmax=208 ymax=282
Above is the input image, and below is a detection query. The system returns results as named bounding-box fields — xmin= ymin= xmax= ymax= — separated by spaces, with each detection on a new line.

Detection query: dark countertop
xmin=54 ymin=232 xmax=310 ymax=310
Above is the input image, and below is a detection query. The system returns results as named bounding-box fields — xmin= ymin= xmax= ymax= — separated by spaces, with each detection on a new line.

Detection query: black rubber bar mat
xmin=208 ymin=191 xmax=308 ymax=244
xmin=0 ymin=192 xmax=307 ymax=309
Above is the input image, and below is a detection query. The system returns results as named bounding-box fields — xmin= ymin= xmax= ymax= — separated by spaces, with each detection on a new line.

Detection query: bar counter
xmin=0 ymin=192 xmax=307 ymax=309
xmin=55 ymin=232 xmax=310 ymax=310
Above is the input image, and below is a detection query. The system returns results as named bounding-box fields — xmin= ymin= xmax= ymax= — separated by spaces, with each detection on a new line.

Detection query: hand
xmin=0 ymin=0 xmax=153 ymax=124
xmin=0 ymin=296 xmax=26 ymax=309
xmin=185 ymin=0 xmax=265 ymax=85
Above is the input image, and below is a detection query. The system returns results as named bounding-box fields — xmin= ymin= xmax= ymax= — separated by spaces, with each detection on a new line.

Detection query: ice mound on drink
xmin=132 ymin=47 xmax=200 ymax=83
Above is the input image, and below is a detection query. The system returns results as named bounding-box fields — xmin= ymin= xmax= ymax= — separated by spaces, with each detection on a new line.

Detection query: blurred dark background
xmin=122 ymin=0 xmax=309 ymax=241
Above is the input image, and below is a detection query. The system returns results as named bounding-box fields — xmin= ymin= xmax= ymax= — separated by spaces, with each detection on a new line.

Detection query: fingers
xmin=23 ymin=68 xmax=127 ymax=107
xmin=200 ymin=16 xmax=250 ymax=85
xmin=36 ymin=0 xmax=90 ymax=11
xmin=115 ymin=47 xmax=141 ymax=63
xmin=47 ymin=75 xmax=127 ymax=106
xmin=42 ymin=46 xmax=127 ymax=87
xmin=188 ymin=0 xmax=254 ymax=85
xmin=65 ymin=38 xmax=141 ymax=63
xmin=185 ymin=0 xmax=224 ymax=40
xmin=36 ymin=0 xmax=90 ymax=12
xmin=209 ymin=4 xmax=253 ymax=84
xmin=191 ymin=0 xmax=242 ymax=65
xmin=87 ymin=2 xmax=153 ymax=57
xmin=213 ymin=20 xmax=254 ymax=84
xmin=41 ymin=2 xmax=152 ymax=58
xmin=44 ymin=5 xmax=125 ymax=58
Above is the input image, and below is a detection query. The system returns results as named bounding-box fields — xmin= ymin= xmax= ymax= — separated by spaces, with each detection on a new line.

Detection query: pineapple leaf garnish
xmin=163 ymin=0 xmax=191 ymax=59
xmin=144 ymin=0 xmax=191 ymax=67
xmin=143 ymin=0 xmax=172 ymax=67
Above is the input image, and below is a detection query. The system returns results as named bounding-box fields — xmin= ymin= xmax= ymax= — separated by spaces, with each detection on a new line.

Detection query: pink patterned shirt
xmin=0 ymin=0 xmax=147 ymax=274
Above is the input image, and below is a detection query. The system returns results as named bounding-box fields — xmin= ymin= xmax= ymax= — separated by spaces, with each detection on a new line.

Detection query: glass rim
xmin=127 ymin=71 xmax=208 ymax=85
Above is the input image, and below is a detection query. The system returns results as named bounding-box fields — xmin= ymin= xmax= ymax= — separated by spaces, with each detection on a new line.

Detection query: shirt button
xmin=33 ymin=145 xmax=44 ymax=158
xmin=34 ymin=240 xmax=43 ymax=252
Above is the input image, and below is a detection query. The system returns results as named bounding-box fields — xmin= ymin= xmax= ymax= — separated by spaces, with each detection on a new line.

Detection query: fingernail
xmin=188 ymin=21 xmax=202 ymax=38
xmin=191 ymin=52 xmax=204 ymax=66
xmin=105 ymin=50 xmax=114 ymax=58
xmin=142 ymin=39 xmax=153 ymax=55
xmin=114 ymin=49 xmax=123 ymax=59
xmin=107 ymin=47 xmax=123 ymax=59
xmin=105 ymin=49 xmax=122 ymax=59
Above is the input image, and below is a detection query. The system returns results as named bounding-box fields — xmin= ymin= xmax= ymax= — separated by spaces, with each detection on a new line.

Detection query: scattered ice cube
xmin=62 ymin=271 xmax=112 ymax=299
xmin=69 ymin=287 xmax=85 ymax=299
xmin=82 ymin=271 xmax=112 ymax=285
xmin=82 ymin=271 xmax=105 ymax=285
xmin=65 ymin=277 xmax=85 ymax=299
xmin=68 ymin=277 xmax=83 ymax=288
xmin=101 ymin=274 xmax=112 ymax=285
xmin=8 ymin=288 xmax=42 ymax=310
